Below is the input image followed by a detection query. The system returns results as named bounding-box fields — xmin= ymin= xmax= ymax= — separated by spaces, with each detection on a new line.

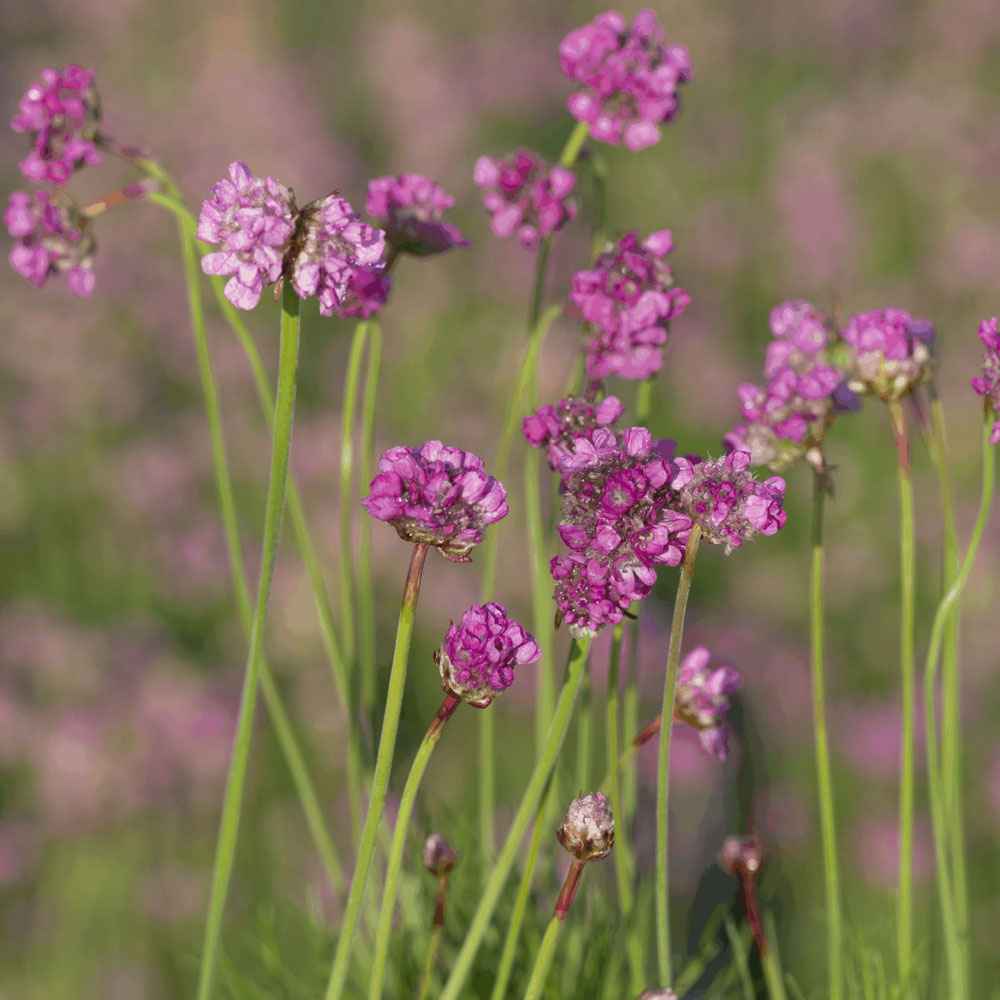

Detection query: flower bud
xmin=557 ymin=792 xmax=614 ymax=861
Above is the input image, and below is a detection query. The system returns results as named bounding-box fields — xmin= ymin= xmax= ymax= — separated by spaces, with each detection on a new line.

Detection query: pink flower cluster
xmin=970 ymin=317 xmax=1000 ymax=445
xmin=674 ymin=646 xmax=742 ymax=758
xmin=572 ymin=230 xmax=690 ymax=381
xmin=473 ymin=150 xmax=577 ymax=249
xmin=841 ymin=307 xmax=934 ymax=402
xmin=366 ymin=173 xmax=469 ymax=258
xmin=559 ymin=9 xmax=693 ymax=151
xmin=435 ymin=602 xmax=540 ymax=708
xmin=522 ymin=395 xmax=625 ymax=471
xmin=362 ymin=440 xmax=508 ymax=562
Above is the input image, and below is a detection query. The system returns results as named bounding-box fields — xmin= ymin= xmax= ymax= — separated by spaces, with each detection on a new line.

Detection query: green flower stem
xmin=439 ymin=637 xmax=592 ymax=1000
xmin=656 ymin=524 xmax=702 ymax=986
xmin=526 ymin=446 xmax=555 ymax=751
xmin=368 ymin=694 xmax=461 ymax=1000
xmin=888 ymin=400 xmax=916 ymax=989
xmin=589 ymin=149 xmax=610 ymax=258
xmin=559 ymin=119 xmax=591 ymax=168
xmin=723 ymin=914 xmax=756 ymax=1000
xmin=762 ymin=912 xmax=789 ymax=1000
xmin=416 ymin=924 xmax=443 ymax=1000
xmin=623 ymin=625 xmax=640 ymax=820
xmin=523 ymin=915 xmax=567 ymax=1000
xmin=924 ymin=411 xmax=995 ymax=1000
xmin=324 ymin=541 xmax=430 ymax=1000
xmin=196 ymin=281 xmax=301 ymax=1000
xmin=809 ymin=473 xmax=843 ymax=1000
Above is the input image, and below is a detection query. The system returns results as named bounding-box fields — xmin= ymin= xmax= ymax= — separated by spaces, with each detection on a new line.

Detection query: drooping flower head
xmin=840 ymin=308 xmax=934 ymax=403
xmin=422 ymin=833 xmax=460 ymax=876
xmin=552 ymin=427 xmax=692 ymax=637
xmin=5 ymin=190 xmax=95 ymax=296
xmin=557 ymin=792 xmax=615 ymax=861
xmin=572 ymin=230 xmax=690 ymax=381
xmin=559 ymin=10 xmax=692 ymax=151
xmin=671 ymin=450 xmax=787 ymax=553
xmin=473 ymin=150 xmax=577 ymax=249
xmin=366 ymin=173 xmax=470 ymax=257
xmin=970 ymin=317 xmax=1000 ymax=445
xmin=11 ymin=65 xmax=101 ymax=184
xmin=719 ymin=833 xmax=763 ymax=880
xmin=434 ymin=602 xmax=540 ymax=708
xmin=674 ymin=646 xmax=742 ymax=759
xmin=523 ymin=395 xmax=625 ymax=471
xmin=362 ymin=441 xmax=508 ymax=562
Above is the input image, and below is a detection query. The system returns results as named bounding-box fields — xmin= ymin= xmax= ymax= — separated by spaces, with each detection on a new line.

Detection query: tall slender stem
xmin=527 ymin=857 xmax=587 ymax=1000
xmin=324 ymin=542 xmax=429 ymax=1000
xmin=888 ymin=400 xmax=915 ymax=989
xmin=196 ymin=282 xmax=301 ymax=1000
xmin=439 ymin=638 xmax=592 ymax=1000
xmin=655 ymin=525 xmax=702 ymax=985
xmin=762 ymin=912 xmax=789 ymax=1000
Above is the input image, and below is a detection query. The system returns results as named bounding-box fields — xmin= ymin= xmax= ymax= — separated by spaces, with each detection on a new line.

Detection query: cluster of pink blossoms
xmin=435 ymin=602 xmax=540 ymax=708
xmin=366 ymin=173 xmax=469 ymax=258
xmin=970 ymin=317 xmax=1000 ymax=445
xmin=559 ymin=9 xmax=693 ymax=151
xmin=840 ymin=307 xmax=934 ymax=403
xmin=473 ymin=150 xmax=577 ymax=249
xmin=571 ymin=230 xmax=690 ymax=381
xmin=522 ymin=395 xmax=625 ymax=471
xmin=674 ymin=646 xmax=742 ymax=758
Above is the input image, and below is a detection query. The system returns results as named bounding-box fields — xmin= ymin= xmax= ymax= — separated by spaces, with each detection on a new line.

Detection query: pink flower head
xmin=573 ymin=231 xmax=690 ymax=381
xmin=552 ymin=427 xmax=692 ymax=637
xmin=557 ymin=791 xmax=615 ymax=861
xmin=671 ymin=450 xmax=787 ymax=553
xmin=523 ymin=395 xmax=625 ymax=471
xmin=473 ymin=150 xmax=577 ymax=249
xmin=362 ymin=440 xmax=508 ymax=562
xmin=674 ymin=646 xmax=742 ymax=758
xmin=560 ymin=10 xmax=693 ymax=151
xmin=5 ymin=190 xmax=95 ymax=295
xmin=366 ymin=173 xmax=470 ymax=257
xmin=11 ymin=65 xmax=101 ymax=184
xmin=719 ymin=833 xmax=763 ymax=879
xmin=841 ymin=307 xmax=934 ymax=402
xmin=970 ymin=317 xmax=1000 ymax=445
xmin=435 ymin=602 xmax=541 ymax=708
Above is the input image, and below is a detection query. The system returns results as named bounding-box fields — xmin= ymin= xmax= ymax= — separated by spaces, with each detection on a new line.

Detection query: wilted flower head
xmin=552 ymin=428 xmax=692 ymax=637
xmin=970 ymin=317 xmax=1000 ymax=445
xmin=671 ymin=450 xmax=787 ymax=553
xmin=636 ymin=992 xmax=678 ymax=1000
xmin=572 ymin=231 xmax=690 ymax=381
xmin=422 ymin=833 xmax=460 ymax=876
xmin=362 ymin=441 xmax=508 ymax=562
xmin=557 ymin=792 xmax=614 ymax=861
xmin=523 ymin=395 xmax=625 ymax=471
xmin=366 ymin=173 xmax=469 ymax=257
xmin=5 ymin=190 xmax=95 ymax=295
xmin=719 ymin=833 xmax=763 ymax=879
xmin=560 ymin=9 xmax=692 ymax=151
xmin=435 ymin=602 xmax=540 ymax=708
xmin=840 ymin=308 xmax=934 ymax=402
xmin=675 ymin=646 xmax=742 ymax=758
xmin=11 ymin=65 xmax=101 ymax=184
xmin=473 ymin=150 xmax=577 ymax=249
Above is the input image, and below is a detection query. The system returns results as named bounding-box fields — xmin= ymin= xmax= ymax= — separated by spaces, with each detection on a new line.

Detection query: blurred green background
xmin=2 ymin=0 xmax=999 ymax=996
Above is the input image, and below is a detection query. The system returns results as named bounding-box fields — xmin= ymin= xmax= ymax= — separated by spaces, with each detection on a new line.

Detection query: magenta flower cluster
xmin=841 ymin=307 xmax=934 ymax=403
xmin=366 ymin=173 xmax=469 ymax=258
xmin=674 ymin=646 xmax=742 ymax=758
xmin=560 ymin=9 xmax=693 ymax=151
xmin=435 ymin=602 xmax=541 ymax=708
xmin=473 ymin=150 xmax=577 ymax=249
xmin=970 ymin=317 xmax=1000 ymax=445
xmin=523 ymin=395 xmax=625 ymax=471
xmin=362 ymin=440 xmax=508 ymax=562
xmin=572 ymin=230 xmax=690 ymax=381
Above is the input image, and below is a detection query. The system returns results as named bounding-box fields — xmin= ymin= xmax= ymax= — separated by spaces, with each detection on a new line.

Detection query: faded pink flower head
xmin=422 ymin=833 xmax=460 ymax=876
xmin=674 ymin=646 xmax=742 ymax=758
xmin=719 ymin=833 xmax=763 ymax=879
xmin=366 ymin=173 xmax=469 ymax=257
xmin=362 ymin=440 xmax=508 ymax=562
xmin=523 ymin=395 xmax=625 ymax=471
xmin=560 ymin=10 xmax=692 ymax=151
xmin=11 ymin=65 xmax=100 ymax=184
xmin=557 ymin=791 xmax=615 ymax=861
xmin=970 ymin=316 xmax=1000 ymax=445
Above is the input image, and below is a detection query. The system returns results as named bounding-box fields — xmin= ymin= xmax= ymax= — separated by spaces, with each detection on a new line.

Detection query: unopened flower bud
xmin=719 ymin=834 xmax=763 ymax=879
xmin=636 ymin=991 xmax=678 ymax=1000
xmin=557 ymin=792 xmax=614 ymax=861
xmin=422 ymin=834 xmax=459 ymax=877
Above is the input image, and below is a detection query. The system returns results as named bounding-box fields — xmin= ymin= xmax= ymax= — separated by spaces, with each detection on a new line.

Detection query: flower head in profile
xmin=557 ymin=792 xmax=614 ymax=861
xmin=840 ymin=308 xmax=934 ymax=403
xmin=434 ymin=602 xmax=540 ymax=708
xmin=523 ymin=395 xmax=625 ymax=471
xmin=422 ymin=834 xmax=460 ymax=876
xmin=573 ymin=230 xmax=690 ymax=381
xmin=473 ymin=150 xmax=577 ymax=249
xmin=560 ymin=10 xmax=692 ymax=151
xmin=362 ymin=441 xmax=508 ymax=562
xmin=366 ymin=173 xmax=469 ymax=258
xmin=970 ymin=317 xmax=1000 ymax=445
xmin=674 ymin=646 xmax=742 ymax=758
xmin=11 ymin=65 xmax=101 ymax=184
xmin=5 ymin=190 xmax=95 ymax=295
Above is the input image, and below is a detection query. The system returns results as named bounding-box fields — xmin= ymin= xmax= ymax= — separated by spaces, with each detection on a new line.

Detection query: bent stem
xmin=324 ymin=542 xmax=430 ymax=1000
xmin=439 ymin=638 xmax=592 ymax=1000
xmin=196 ymin=282 xmax=301 ymax=1000
xmin=524 ymin=857 xmax=585 ymax=1000
xmin=656 ymin=525 xmax=702 ymax=986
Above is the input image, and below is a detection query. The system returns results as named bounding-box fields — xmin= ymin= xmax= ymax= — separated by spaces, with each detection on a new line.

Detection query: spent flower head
xmin=366 ymin=173 xmax=469 ymax=257
xmin=11 ymin=65 xmax=101 ymax=184
xmin=970 ymin=316 xmax=1000 ymax=445
xmin=560 ymin=9 xmax=692 ymax=151
xmin=473 ymin=150 xmax=577 ymax=249
xmin=422 ymin=834 xmax=460 ymax=876
xmin=840 ymin=307 xmax=934 ymax=403
xmin=557 ymin=791 xmax=615 ymax=861
xmin=434 ymin=602 xmax=541 ymax=708
xmin=675 ymin=646 xmax=742 ymax=758
xmin=523 ymin=395 xmax=625 ymax=471
xmin=362 ymin=440 xmax=508 ymax=562
xmin=719 ymin=833 xmax=763 ymax=879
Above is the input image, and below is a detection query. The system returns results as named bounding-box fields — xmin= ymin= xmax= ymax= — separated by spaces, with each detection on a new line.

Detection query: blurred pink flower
xmin=852 ymin=813 xmax=933 ymax=889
